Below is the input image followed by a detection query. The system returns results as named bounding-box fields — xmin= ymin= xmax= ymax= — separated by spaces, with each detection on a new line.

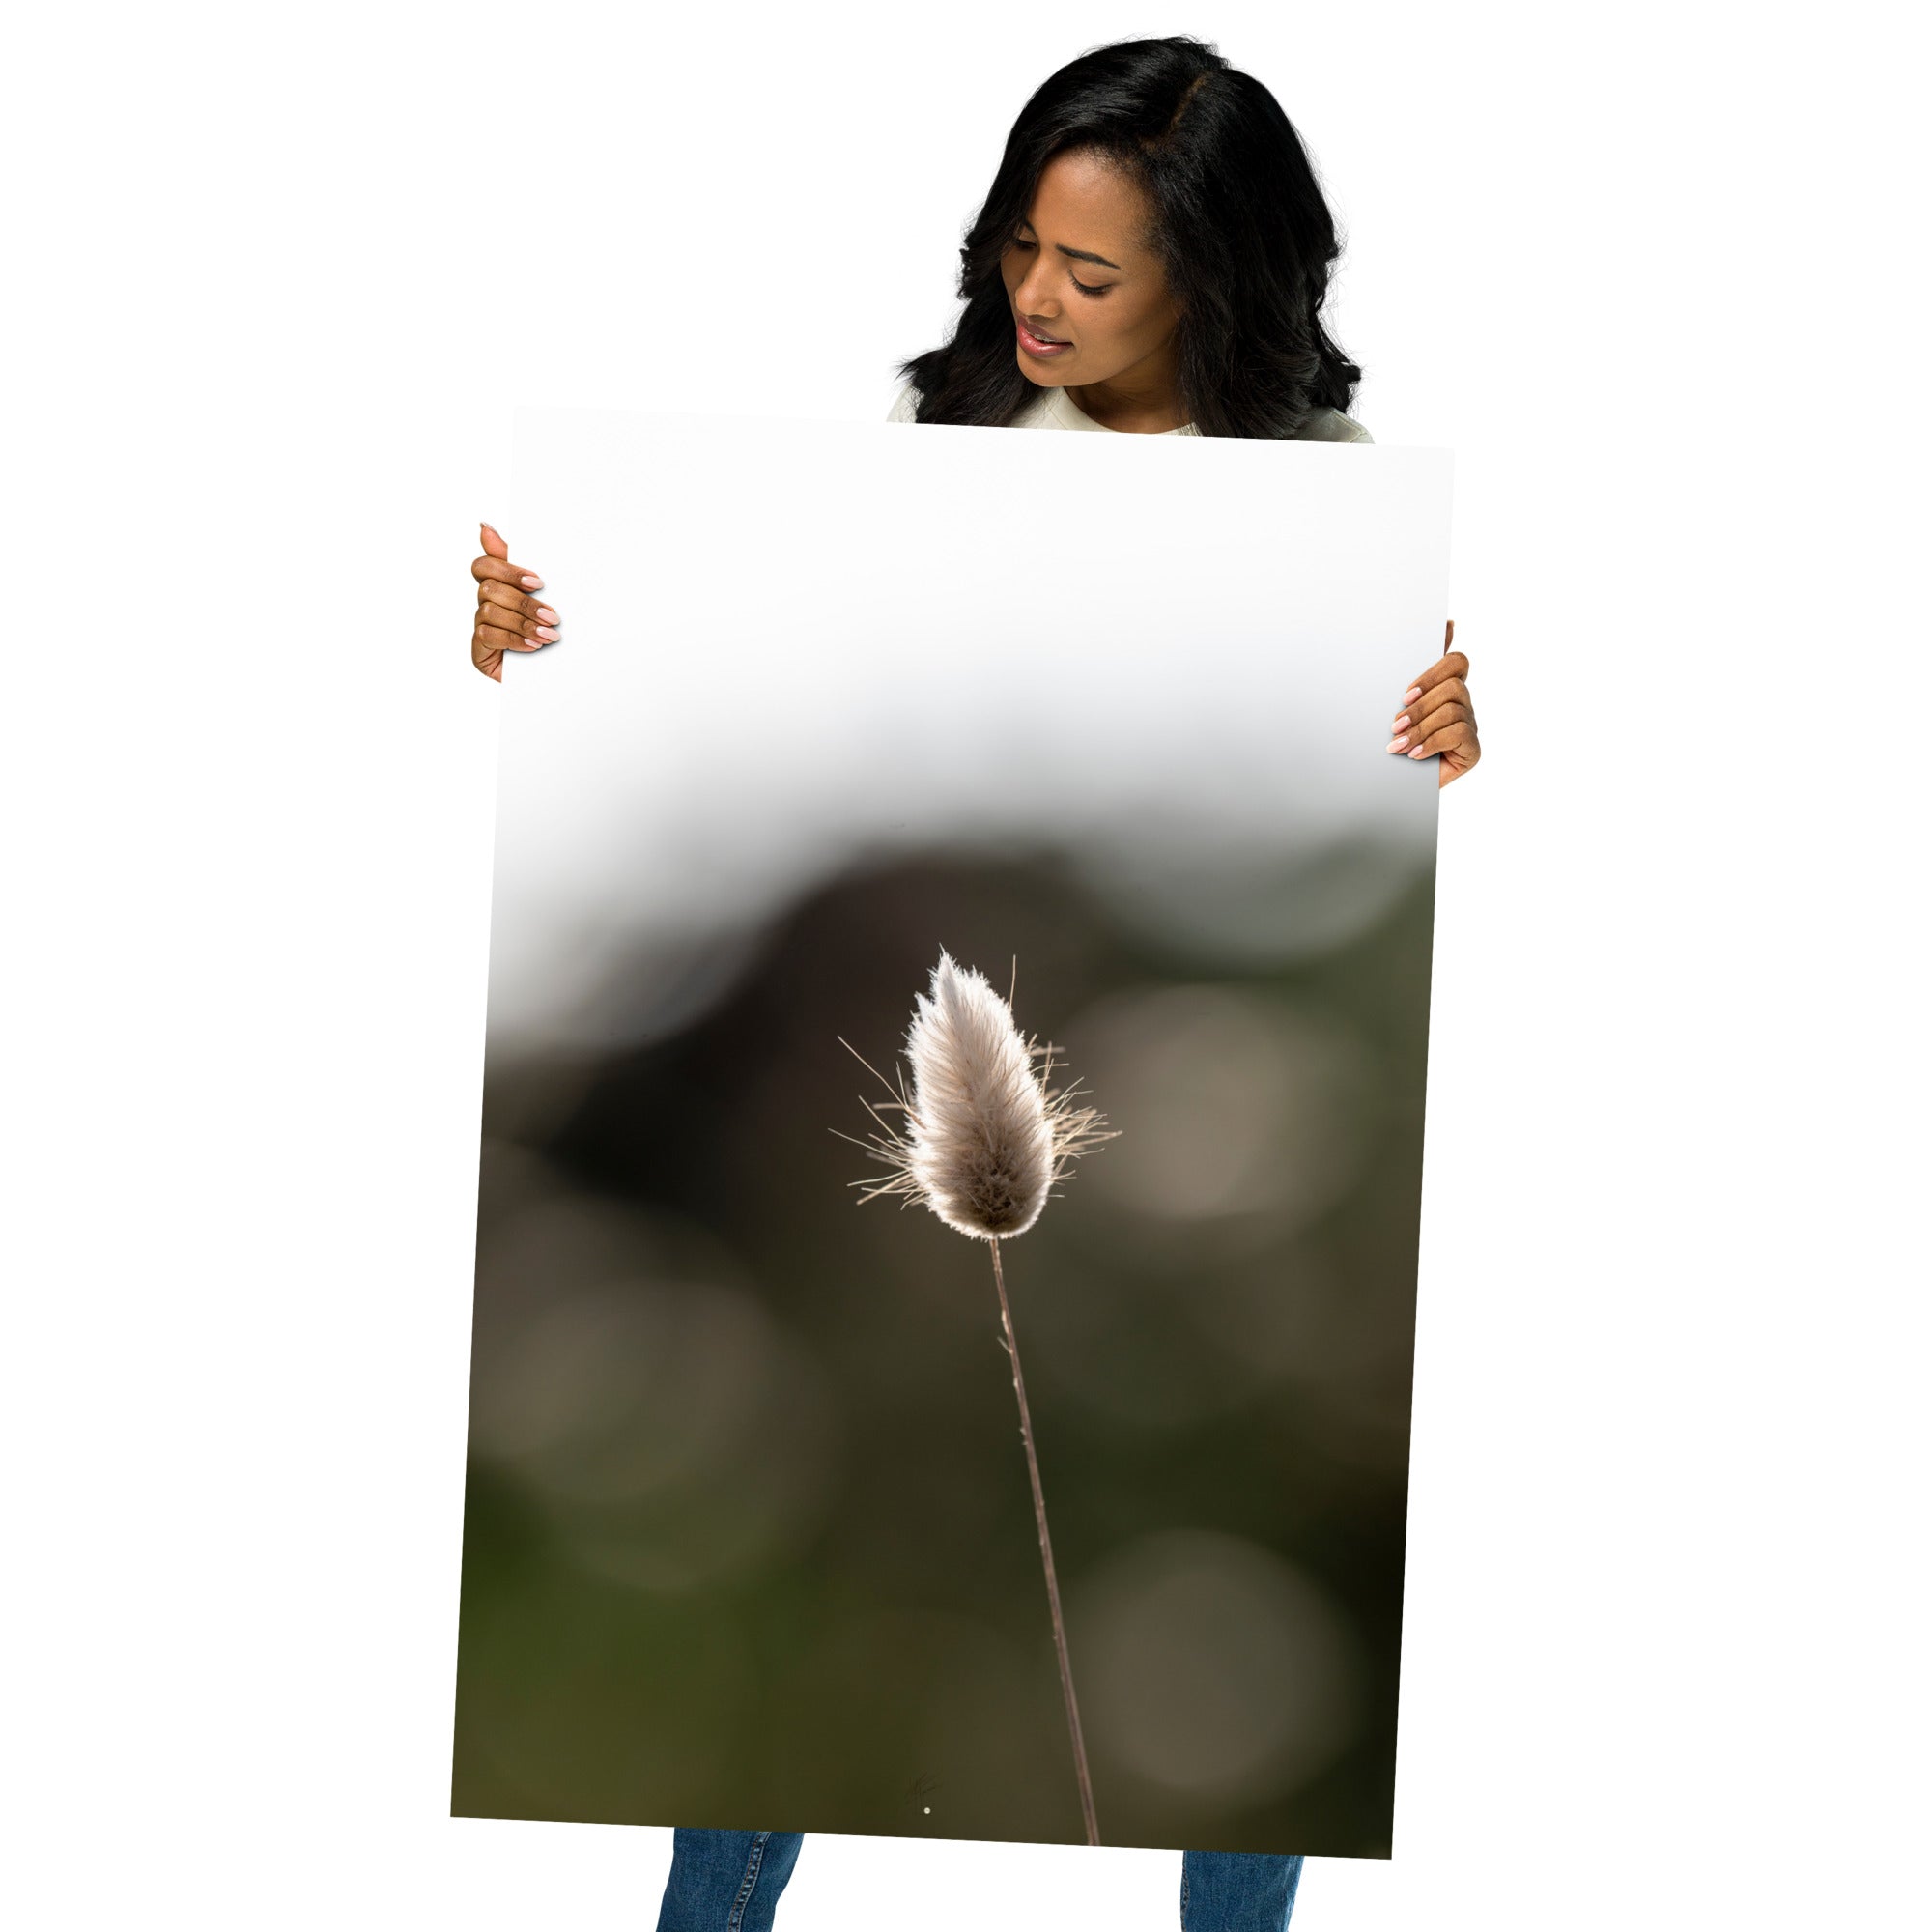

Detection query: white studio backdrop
xmin=2 ymin=4 xmax=1925 ymax=1930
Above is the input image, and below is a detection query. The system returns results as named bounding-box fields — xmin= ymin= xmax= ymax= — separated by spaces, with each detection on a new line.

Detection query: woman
xmin=468 ymin=35 xmax=1480 ymax=1932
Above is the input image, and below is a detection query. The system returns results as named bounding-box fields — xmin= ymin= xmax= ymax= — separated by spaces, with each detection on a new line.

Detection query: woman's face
xmin=999 ymin=148 xmax=1180 ymax=390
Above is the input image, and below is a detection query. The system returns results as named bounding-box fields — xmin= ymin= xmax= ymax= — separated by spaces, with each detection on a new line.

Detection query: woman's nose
xmin=1014 ymin=264 xmax=1060 ymax=322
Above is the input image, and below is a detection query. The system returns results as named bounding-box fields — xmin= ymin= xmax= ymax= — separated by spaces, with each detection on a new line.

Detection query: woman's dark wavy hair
xmin=898 ymin=36 xmax=1360 ymax=439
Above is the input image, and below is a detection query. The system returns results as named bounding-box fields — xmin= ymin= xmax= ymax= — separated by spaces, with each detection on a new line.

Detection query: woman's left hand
xmin=1386 ymin=619 xmax=1480 ymax=786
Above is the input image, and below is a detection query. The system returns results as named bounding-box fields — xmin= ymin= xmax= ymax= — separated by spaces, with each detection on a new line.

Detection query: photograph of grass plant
xmin=455 ymin=411 xmax=1447 ymax=1857
xmin=836 ymin=951 xmax=1118 ymax=1843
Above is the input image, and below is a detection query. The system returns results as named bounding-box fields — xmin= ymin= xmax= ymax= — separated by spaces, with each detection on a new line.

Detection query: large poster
xmin=453 ymin=409 xmax=1452 ymax=1857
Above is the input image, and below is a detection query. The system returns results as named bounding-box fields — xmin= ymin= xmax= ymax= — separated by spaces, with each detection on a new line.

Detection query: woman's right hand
xmin=470 ymin=522 xmax=560 ymax=681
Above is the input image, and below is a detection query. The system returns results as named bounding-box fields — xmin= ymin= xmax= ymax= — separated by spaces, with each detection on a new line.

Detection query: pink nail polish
xmin=1408 ymin=746 xmax=1427 ymax=758
xmin=1404 ymin=687 xmax=1421 ymax=703
xmin=536 ymin=607 xmax=558 ymax=623
xmin=522 ymin=574 xmax=544 ymax=589
xmin=1386 ymin=737 xmax=1408 ymax=753
xmin=534 ymin=626 xmax=558 ymax=641
xmin=1392 ymin=715 xmax=1410 ymax=730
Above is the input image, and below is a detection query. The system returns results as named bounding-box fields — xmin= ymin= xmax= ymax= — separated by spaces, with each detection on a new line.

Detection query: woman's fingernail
xmin=1404 ymin=687 xmax=1422 ymax=704
xmin=522 ymin=574 xmax=544 ymax=589
xmin=1407 ymin=746 xmax=1428 ymax=758
xmin=534 ymin=625 xmax=559 ymax=641
xmin=536 ymin=607 xmax=558 ymax=623
xmin=481 ymin=522 xmax=500 ymax=537
xmin=1391 ymin=714 xmax=1410 ymax=730
xmin=1385 ymin=736 xmax=1408 ymax=753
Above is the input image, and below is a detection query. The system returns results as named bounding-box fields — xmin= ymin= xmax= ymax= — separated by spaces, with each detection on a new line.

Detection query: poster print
xmin=453 ymin=409 xmax=1453 ymax=1857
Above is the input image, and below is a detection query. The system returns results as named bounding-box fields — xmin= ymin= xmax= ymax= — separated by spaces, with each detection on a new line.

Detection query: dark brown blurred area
xmin=453 ymin=838 xmax=1432 ymax=1855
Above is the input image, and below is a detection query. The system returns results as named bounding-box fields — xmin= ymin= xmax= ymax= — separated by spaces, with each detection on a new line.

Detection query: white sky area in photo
xmin=491 ymin=411 xmax=1452 ymax=1048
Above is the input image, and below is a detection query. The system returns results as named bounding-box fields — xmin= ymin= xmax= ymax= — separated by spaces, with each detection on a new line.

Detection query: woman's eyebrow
xmin=1017 ymin=221 xmax=1122 ymax=271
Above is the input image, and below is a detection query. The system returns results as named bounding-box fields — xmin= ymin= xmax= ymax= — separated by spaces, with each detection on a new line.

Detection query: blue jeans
xmin=655 ymin=1829 xmax=1303 ymax=1931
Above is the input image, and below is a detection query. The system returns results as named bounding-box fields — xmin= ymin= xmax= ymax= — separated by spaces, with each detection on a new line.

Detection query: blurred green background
xmin=453 ymin=835 xmax=1431 ymax=1856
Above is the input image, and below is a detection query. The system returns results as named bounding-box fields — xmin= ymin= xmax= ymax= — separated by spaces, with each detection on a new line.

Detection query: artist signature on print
xmin=903 ymin=1772 xmax=941 ymax=1820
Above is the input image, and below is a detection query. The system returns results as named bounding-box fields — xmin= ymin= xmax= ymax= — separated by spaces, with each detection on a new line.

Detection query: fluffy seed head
xmin=840 ymin=951 xmax=1115 ymax=1241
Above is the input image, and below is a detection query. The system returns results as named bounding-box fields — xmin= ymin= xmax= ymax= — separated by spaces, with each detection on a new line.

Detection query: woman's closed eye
xmin=1010 ymin=235 xmax=1113 ymax=297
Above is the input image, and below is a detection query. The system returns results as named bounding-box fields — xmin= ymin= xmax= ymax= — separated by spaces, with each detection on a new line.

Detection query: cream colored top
xmin=887 ymin=379 xmax=1372 ymax=442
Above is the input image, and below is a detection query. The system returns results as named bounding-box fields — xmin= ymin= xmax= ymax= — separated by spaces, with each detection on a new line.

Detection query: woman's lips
xmin=1016 ymin=316 xmax=1071 ymax=358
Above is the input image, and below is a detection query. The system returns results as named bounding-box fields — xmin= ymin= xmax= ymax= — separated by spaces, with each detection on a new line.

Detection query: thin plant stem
xmin=988 ymin=1236 xmax=1100 ymax=1847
